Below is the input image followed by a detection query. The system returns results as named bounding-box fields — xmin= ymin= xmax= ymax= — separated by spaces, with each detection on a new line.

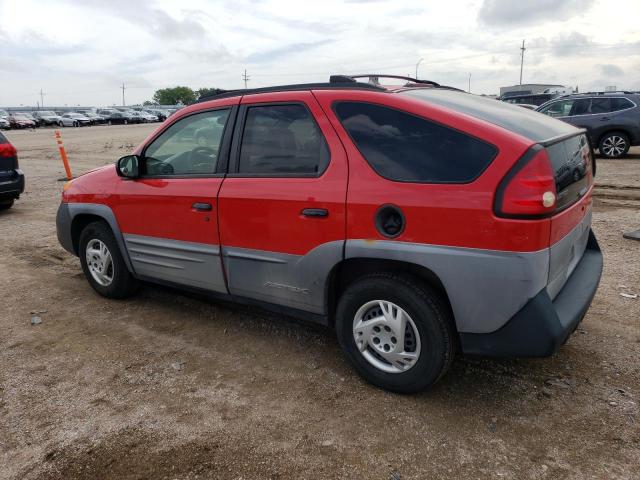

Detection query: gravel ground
xmin=1 ymin=125 xmax=638 ymax=480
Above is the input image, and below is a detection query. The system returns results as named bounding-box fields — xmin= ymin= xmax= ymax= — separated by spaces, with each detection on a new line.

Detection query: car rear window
xmin=546 ymin=133 xmax=593 ymax=211
xmin=610 ymin=97 xmax=634 ymax=111
xmin=333 ymin=101 xmax=497 ymax=183
xmin=401 ymin=88 xmax=578 ymax=142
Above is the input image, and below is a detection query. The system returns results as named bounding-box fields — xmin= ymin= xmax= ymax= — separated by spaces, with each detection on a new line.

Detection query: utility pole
xmin=519 ymin=39 xmax=526 ymax=85
xmin=242 ymin=69 xmax=250 ymax=89
xmin=39 ymin=89 xmax=45 ymax=108
xmin=415 ymin=58 xmax=424 ymax=79
xmin=468 ymin=73 xmax=472 ymax=93
xmin=121 ymin=83 xmax=126 ymax=106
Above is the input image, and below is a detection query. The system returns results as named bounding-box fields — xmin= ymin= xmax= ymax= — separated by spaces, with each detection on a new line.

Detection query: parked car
xmin=9 ymin=113 xmax=36 ymax=129
xmin=129 ymin=111 xmax=157 ymax=123
xmin=102 ymin=112 xmax=130 ymax=125
xmin=537 ymin=92 xmax=640 ymax=158
xmin=33 ymin=110 xmax=62 ymax=126
xmin=0 ymin=131 xmax=25 ymax=210
xmin=78 ymin=112 xmax=106 ymax=125
xmin=147 ymin=109 xmax=168 ymax=121
xmin=501 ymin=93 xmax=557 ymax=106
xmin=59 ymin=113 xmax=91 ymax=127
xmin=56 ymin=76 xmax=602 ymax=393
xmin=0 ymin=117 xmax=9 ymax=130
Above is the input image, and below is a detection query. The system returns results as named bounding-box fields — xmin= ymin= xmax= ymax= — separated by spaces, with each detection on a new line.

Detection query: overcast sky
xmin=1 ymin=0 xmax=638 ymax=107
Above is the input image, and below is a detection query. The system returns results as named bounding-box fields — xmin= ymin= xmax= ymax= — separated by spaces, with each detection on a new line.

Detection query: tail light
xmin=0 ymin=141 xmax=18 ymax=169
xmin=0 ymin=142 xmax=17 ymax=159
xmin=494 ymin=147 xmax=557 ymax=218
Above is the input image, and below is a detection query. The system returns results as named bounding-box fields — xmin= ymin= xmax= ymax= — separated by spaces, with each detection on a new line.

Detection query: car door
xmin=113 ymin=101 xmax=238 ymax=292
xmin=218 ymin=91 xmax=348 ymax=315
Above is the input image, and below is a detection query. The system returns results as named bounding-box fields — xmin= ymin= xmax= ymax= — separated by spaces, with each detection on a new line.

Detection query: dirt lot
xmin=1 ymin=125 xmax=639 ymax=480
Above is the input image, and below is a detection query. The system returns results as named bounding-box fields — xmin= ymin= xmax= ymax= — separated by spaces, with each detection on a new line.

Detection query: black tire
xmin=0 ymin=199 xmax=14 ymax=210
xmin=599 ymin=131 xmax=630 ymax=159
xmin=79 ymin=221 xmax=138 ymax=299
xmin=336 ymin=273 xmax=455 ymax=393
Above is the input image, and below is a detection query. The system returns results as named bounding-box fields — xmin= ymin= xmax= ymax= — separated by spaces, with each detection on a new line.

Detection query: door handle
xmin=192 ymin=202 xmax=212 ymax=212
xmin=302 ymin=208 xmax=328 ymax=218
xmin=600 ymin=117 xmax=610 ymax=121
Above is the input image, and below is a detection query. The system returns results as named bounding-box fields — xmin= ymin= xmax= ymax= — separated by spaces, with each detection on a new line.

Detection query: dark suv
xmin=537 ymin=92 xmax=640 ymax=158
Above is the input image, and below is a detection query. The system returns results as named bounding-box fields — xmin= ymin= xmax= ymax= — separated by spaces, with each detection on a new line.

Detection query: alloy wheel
xmin=602 ymin=135 xmax=627 ymax=157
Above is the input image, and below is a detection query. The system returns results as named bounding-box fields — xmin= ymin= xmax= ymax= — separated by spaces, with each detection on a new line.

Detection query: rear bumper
xmin=0 ymin=169 xmax=25 ymax=199
xmin=459 ymin=230 xmax=603 ymax=357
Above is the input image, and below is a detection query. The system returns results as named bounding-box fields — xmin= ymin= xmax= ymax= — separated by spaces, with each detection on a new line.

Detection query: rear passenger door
xmin=218 ymin=91 xmax=348 ymax=315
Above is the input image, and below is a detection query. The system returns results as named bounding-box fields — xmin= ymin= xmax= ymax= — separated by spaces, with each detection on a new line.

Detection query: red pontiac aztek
xmin=57 ymin=75 xmax=602 ymax=393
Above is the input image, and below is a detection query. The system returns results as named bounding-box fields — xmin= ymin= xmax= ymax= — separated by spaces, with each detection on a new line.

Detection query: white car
xmin=59 ymin=113 xmax=91 ymax=127
xmin=135 ymin=111 xmax=159 ymax=123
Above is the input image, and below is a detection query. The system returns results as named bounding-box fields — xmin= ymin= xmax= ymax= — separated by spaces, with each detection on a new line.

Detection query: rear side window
xmin=238 ymin=104 xmax=329 ymax=175
xmin=610 ymin=98 xmax=634 ymax=111
xmin=334 ymin=102 xmax=497 ymax=183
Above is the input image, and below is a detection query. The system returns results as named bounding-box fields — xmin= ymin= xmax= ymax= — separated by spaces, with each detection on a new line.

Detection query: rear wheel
xmin=336 ymin=273 xmax=455 ymax=393
xmin=0 ymin=199 xmax=14 ymax=210
xmin=79 ymin=221 xmax=138 ymax=299
xmin=599 ymin=131 xmax=630 ymax=158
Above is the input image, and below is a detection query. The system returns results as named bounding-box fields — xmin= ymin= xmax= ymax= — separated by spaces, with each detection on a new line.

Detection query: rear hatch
xmin=400 ymin=89 xmax=595 ymax=298
xmin=546 ymin=133 xmax=594 ymax=299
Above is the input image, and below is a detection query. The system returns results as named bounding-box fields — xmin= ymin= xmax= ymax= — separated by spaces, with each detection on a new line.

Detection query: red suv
xmin=56 ymin=75 xmax=602 ymax=393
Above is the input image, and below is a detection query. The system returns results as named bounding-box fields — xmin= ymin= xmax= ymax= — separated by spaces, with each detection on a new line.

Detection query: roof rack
xmin=335 ymin=74 xmax=441 ymax=87
xmin=573 ymin=90 xmax=639 ymax=95
xmin=197 ymin=80 xmax=385 ymax=103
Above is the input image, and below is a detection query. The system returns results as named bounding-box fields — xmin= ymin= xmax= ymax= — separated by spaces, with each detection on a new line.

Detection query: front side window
xmin=144 ymin=109 xmax=230 ymax=176
xmin=334 ymin=102 xmax=497 ymax=183
xmin=539 ymin=100 xmax=574 ymax=117
xmin=238 ymin=104 xmax=329 ymax=175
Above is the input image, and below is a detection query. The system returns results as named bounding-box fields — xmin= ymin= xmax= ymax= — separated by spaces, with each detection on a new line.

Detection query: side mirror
xmin=116 ymin=154 xmax=141 ymax=178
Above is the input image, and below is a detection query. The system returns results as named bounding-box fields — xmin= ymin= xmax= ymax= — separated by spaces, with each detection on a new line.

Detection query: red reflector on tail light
xmin=495 ymin=148 xmax=557 ymax=218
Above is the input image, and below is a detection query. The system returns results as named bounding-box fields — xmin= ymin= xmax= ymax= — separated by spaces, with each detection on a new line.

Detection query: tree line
xmin=144 ymin=86 xmax=224 ymax=106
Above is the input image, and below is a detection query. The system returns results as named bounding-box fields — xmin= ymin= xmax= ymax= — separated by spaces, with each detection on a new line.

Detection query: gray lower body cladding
xmin=56 ymin=202 xmax=601 ymax=356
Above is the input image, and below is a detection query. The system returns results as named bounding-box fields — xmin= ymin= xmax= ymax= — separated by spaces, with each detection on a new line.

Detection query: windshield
xmin=39 ymin=111 xmax=56 ymax=116
xmin=14 ymin=114 xmax=30 ymax=119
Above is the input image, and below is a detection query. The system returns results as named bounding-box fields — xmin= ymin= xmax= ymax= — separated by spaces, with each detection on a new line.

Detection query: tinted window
xmin=611 ymin=98 xmax=634 ymax=111
xmin=590 ymin=98 xmax=611 ymax=114
xmin=334 ymin=102 xmax=497 ymax=183
xmin=238 ymin=104 xmax=329 ymax=175
xmin=144 ymin=109 xmax=229 ymax=175
xmin=571 ymin=99 xmax=590 ymax=115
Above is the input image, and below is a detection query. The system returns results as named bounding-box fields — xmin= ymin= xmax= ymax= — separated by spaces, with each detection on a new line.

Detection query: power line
xmin=242 ymin=69 xmax=250 ymax=89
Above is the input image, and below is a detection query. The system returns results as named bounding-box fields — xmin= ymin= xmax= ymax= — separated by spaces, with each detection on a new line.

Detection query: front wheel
xmin=599 ymin=132 xmax=630 ymax=158
xmin=79 ymin=221 xmax=138 ymax=299
xmin=336 ymin=273 xmax=455 ymax=393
